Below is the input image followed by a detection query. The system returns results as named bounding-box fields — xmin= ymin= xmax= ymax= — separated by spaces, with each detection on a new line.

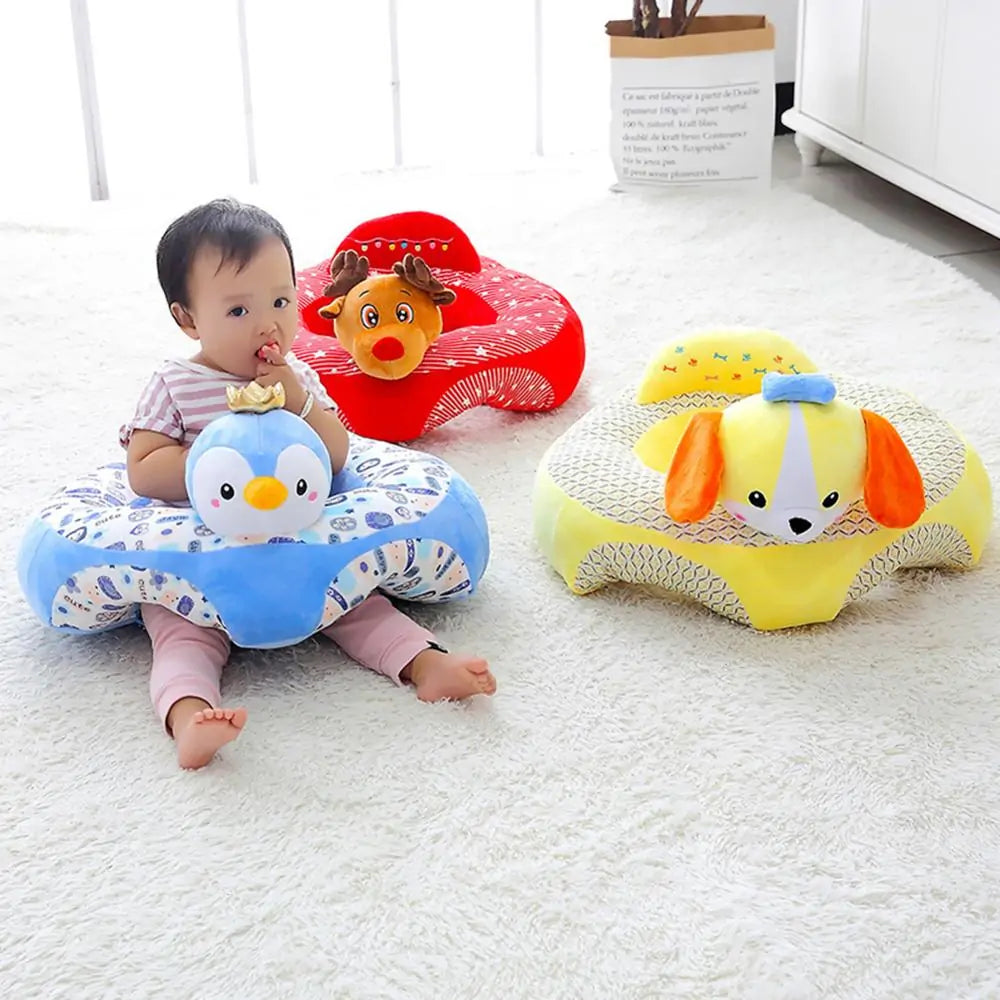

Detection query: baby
xmin=122 ymin=198 xmax=496 ymax=770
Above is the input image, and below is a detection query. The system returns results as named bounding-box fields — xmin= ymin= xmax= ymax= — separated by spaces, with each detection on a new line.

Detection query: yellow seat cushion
xmin=533 ymin=330 xmax=992 ymax=630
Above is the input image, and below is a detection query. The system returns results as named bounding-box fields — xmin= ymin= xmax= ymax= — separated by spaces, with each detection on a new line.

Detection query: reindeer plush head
xmin=316 ymin=250 xmax=457 ymax=380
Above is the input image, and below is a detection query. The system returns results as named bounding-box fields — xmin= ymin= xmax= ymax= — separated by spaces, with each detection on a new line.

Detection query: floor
xmin=7 ymin=155 xmax=1000 ymax=999
xmin=772 ymin=134 xmax=1000 ymax=299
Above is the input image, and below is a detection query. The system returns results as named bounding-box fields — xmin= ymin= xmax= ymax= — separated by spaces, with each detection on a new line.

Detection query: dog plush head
xmin=665 ymin=373 xmax=926 ymax=543
xmin=317 ymin=251 xmax=456 ymax=380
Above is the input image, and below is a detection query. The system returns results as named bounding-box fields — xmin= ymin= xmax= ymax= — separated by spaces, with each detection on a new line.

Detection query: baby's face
xmin=179 ymin=236 xmax=297 ymax=378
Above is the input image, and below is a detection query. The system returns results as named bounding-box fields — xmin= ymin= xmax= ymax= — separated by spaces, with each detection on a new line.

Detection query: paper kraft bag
xmin=607 ymin=15 xmax=776 ymax=190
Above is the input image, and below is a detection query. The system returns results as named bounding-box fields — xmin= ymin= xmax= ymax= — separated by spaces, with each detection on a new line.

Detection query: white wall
xmin=698 ymin=0 xmax=800 ymax=82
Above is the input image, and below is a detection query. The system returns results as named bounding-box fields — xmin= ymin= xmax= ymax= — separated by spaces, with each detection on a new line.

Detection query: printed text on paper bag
xmin=618 ymin=84 xmax=762 ymax=182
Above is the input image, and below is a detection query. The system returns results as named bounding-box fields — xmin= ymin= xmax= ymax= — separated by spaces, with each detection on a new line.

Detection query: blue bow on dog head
xmin=761 ymin=372 xmax=837 ymax=405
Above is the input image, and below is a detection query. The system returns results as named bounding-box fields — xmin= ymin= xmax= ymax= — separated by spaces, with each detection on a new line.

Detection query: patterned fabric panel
xmin=573 ymin=542 xmax=752 ymax=627
xmin=50 ymin=534 xmax=476 ymax=637
xmin=51 ymin=567 xmax=220 ymax=632
xmin=570 ymin=524 xmax=975 ymax=633
xmin=423 ymin=367 xmax=557 ymax=427
xmin=844 ymin=524 xmax=974 ymax=603
xmin=38 ymin=437 xmax=451 ymax=555
xmin=321 ymin=538 xmax=473 ymax=623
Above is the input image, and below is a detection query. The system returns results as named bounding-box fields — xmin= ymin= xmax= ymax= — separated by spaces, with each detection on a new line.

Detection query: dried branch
xmin=631 ymin=0 xmax=703 ymax=39
xmin=678 ymin=0 xmax=704 ymax=36
xmin=632 ymin=0 xmax=661 ymax=38
xmin=669 ymin=0 xmax=686 ymax=34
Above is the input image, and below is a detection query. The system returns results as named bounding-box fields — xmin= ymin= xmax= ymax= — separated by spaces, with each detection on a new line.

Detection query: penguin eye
xmin=748 ymin=490 xmax=767 ymax=509
xmin=220 ymin=483 xmax=235 ymax=501
xmin=296 ymin=478 xmax=308 ymax=496
xmin=822 ymin=491 xmax=840 ymax=509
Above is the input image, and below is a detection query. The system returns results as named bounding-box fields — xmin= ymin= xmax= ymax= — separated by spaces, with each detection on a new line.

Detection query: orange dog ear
xmin=665 ymin=410 xmax=724 ymax=522
xmin=317 ymin=296 xmax=346 ymax=320
xmin=861 ymin=409 xmax=925 ymax=528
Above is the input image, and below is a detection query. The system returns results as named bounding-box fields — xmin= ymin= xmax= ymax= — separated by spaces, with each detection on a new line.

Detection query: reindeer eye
xmin=360 ymin=304 xmax=379 ymax=329
xmin=748 ymin=491 xmax=767 ymax=508
xmin=822 ymin=491 xmax=839 ymax=509
xmin=395 ymin=303 xmax=414 ymax=323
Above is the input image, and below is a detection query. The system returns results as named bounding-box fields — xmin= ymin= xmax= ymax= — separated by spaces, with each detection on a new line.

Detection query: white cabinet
xmin=861 ymin=0 xmax=943 ymax=173
xmin=798 ymin=0 xmax=866 ymax=140
xmin=935 ymin=1 xmax=1000 ymax=215
xmin=783 ymin=0 xmax=1000 ymax=238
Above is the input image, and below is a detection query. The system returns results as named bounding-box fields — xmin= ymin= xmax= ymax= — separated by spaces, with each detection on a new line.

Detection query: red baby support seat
xmin=293 ymin=211 xmax=585 ymax=441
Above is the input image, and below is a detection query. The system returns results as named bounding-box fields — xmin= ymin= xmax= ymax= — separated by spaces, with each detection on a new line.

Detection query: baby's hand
xmin=255 ymin=344 xmax=307 ymax=413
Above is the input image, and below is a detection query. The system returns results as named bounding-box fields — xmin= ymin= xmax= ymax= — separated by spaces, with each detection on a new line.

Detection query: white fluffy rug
xmin=2 ymin=157 xmax=999 ymax=1000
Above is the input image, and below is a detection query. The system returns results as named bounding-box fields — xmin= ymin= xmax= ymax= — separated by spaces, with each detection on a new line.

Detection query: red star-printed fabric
xmin=293 ymin=211 xmax=586 ymax=441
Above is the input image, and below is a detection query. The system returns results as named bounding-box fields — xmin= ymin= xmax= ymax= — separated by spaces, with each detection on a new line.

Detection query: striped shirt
xmin=119 ymin=355 xmax=334 ymax=449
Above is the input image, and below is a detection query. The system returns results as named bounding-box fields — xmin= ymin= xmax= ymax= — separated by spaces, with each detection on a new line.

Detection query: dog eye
xmin=748 ymin=491 xmax=767 ymax=508
xmin=822 ymin=491 xmax=839 ymax=509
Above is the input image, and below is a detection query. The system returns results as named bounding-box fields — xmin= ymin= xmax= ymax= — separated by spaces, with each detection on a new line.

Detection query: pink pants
xmin=142 ymin=594 xmax=437 ymax=731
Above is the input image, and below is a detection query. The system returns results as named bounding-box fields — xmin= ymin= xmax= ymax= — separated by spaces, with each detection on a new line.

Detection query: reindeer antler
xmin=323 ymin=249 xmax=370 ymax=298
xmin=392 ymin=254 xmax=457 ymax=306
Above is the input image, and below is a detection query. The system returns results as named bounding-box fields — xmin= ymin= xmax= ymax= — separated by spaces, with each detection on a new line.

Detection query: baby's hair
xmin=156 ymin=197 xmax=295 ymax=309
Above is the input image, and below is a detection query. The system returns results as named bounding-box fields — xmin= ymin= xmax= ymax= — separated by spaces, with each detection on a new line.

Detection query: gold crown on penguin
xmin=226 ymin=381 xmax=286 ymax=414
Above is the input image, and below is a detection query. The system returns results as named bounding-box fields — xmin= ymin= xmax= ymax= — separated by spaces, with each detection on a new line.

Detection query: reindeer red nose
xmin=372 ymin=337 xmax=405 ymax=362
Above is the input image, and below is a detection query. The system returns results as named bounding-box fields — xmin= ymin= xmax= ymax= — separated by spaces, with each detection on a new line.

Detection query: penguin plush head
xmin=186 ymin=384 xmax=332 ymax=537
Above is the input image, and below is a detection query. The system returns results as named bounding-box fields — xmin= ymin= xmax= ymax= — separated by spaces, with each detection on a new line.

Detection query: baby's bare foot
xmin=406 ymin=649 xmax=496 ymax=702
xmin=175 ymin=707 xmax=247 ymax=769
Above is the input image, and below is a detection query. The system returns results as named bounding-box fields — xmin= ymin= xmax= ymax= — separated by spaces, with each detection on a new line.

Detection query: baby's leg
xmin=322 ymin=593 xmax=495 ymax=701
xmin=142 ymin=604 xmax=246 ymax=769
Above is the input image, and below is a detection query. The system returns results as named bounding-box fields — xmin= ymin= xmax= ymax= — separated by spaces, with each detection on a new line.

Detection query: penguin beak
xmin=244 ymin=476 xmax=288 ymax=510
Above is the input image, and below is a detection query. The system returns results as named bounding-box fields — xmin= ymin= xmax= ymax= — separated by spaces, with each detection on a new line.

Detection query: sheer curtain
xmin=1 ymin=1 xmax=91 ymax=202
xmin=0 ymin=0 xmax=610 ymax=206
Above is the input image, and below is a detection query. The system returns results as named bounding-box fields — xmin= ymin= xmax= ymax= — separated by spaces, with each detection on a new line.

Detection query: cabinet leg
xmin=794 ymin=132 xmax=825 ymax=167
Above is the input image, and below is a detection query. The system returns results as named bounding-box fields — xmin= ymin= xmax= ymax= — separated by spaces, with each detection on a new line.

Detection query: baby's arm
xmin=122 ymin=371 xmax=190 ymax=501
xmin=127 ymin=431 xmax=190 ymax=502
xmin=256 ymin=347 xmax=349 ymax=474
xmin=301 ymin=403 xmax=350 ymax=474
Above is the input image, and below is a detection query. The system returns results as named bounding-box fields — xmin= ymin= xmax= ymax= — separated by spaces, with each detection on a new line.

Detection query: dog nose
xmin=789 ymin=517 xmax=812 ymax=535
xmin=372 ymin=336 xmax=405 ymax=361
